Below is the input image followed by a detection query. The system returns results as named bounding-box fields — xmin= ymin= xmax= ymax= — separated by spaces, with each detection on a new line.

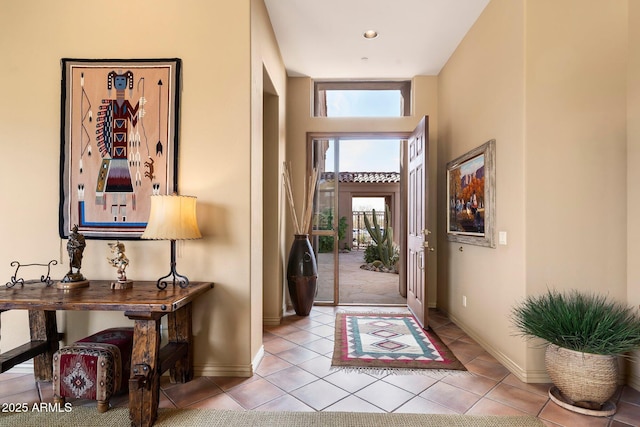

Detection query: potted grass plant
xmin=511 ymin=289 xmax=640 ymax=415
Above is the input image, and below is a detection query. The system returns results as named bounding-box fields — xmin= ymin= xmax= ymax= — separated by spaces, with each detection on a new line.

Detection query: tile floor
xmin=1 ymin=306 xmax=639 ymax=426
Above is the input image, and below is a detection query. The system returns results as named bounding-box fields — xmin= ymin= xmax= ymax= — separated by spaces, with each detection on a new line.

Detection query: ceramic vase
xmin=286 ymin=234 xmax=318 ymax=316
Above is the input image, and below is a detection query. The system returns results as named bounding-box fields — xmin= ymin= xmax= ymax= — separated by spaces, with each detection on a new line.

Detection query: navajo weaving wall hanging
xmin=59 ymin=58 xmax=181 ymax=239
xmin=332 ymin=312 xmax=466 ymax=374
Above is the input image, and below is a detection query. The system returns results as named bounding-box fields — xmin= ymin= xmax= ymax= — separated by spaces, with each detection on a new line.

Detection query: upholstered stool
xmin=53 ymin=327 xmax=134 ymax=413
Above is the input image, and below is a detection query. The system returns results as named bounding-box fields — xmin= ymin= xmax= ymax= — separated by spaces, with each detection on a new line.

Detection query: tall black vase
xmin=286 ymin=234 xmax=318 ymax=316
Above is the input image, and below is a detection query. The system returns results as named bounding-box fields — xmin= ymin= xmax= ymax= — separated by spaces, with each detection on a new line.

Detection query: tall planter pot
xmin=286 ymin=234 xmax=318 ymax=316
xmin=545 ymin=344 xmax=618 ymax=413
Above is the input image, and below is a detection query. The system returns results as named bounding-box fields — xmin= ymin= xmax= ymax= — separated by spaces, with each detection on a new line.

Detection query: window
xmin=314 ymin=81 xmax=411 ymax=117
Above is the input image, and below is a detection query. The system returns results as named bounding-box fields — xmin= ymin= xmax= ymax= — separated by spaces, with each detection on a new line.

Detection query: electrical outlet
xmin=462 ymin=295 xmax=467 ymax=307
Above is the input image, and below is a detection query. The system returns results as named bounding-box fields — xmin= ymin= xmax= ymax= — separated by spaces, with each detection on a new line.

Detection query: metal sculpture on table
xmin=5 ymin=260 xmax=58 ymax=288
xmin=57 ymin=225 xmax=90 ymax=289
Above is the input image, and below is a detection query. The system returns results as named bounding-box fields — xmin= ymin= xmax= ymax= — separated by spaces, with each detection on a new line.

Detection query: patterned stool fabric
xmin=53 ymin=327 xmax=134 ymax=412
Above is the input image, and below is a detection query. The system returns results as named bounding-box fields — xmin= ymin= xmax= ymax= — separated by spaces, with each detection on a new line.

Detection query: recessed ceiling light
xmin=363 ymin=30 xmax=378 ymax=39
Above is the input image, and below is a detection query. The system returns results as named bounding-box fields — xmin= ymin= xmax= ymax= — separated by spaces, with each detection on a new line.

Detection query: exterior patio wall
xmin=338 ymin=182 xmax=400 ymax=250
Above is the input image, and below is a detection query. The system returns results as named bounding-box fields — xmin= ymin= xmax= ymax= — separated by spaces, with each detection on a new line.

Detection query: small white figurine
xmin=107 ymin=241 xmax=132 ymax=289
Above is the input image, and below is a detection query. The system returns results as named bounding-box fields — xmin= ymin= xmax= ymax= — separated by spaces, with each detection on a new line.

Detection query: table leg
xmin=127 ymin=316 xmax=161 ymax=427
xmin=167 ymin=302 xmax=193 ymax=383
xmin=28 ymin=310 xmax=58 ymax=382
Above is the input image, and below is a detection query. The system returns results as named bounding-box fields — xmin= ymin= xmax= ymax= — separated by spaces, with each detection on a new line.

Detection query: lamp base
xmin=156 ymin=240 xmax=190 ymax=290
xmin=156 ymin=272 xmax=190 ymax=290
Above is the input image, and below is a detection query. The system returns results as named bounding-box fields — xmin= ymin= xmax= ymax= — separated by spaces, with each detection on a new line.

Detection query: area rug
xmin=0 ymin=407 xmax=545 ymax=427
xmin=332 ymin=312 xmax=466 ymax=374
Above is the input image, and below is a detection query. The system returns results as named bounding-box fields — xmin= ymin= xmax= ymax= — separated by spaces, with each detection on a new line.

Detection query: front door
xmin=406 ymin=116 xmax=430 ymax=328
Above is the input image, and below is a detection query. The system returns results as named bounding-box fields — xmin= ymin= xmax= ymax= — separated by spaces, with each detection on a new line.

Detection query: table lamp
xmin=141 ymin=194 xmax=202 ymax=289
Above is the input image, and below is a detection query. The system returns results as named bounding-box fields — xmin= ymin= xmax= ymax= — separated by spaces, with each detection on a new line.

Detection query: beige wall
xmin=286 ymin=77 xmax=440 ymax=305
xmin=438 ymin=0 xmax=528 ymax=377
xmin=0 ymin=0 xmax=286 ymax=377
xmin=628 ymin=0 xmax=640 ymax=389
xmin=250 ymin=0 xmax=288 ymax=345
xmin=525 ymin=0 xmax=628 ymax=379
xmin=1 ymin=0 xmax=636 ymax=388
xmin=439 ymin=0 xmax=634 ymax=384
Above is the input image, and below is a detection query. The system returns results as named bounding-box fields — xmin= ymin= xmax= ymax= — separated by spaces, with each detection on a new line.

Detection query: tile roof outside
xmin=321 ymin=172 xmax=400 ymax=183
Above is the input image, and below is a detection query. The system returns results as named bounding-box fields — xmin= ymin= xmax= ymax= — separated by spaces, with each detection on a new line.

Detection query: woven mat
xmin=0 ymin=407 xmax=545 ymax=427
xmin=332 ymin=312 xmax=466 ymax=374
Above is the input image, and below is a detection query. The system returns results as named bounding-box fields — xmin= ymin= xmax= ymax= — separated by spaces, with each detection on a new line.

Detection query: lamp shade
xmin=141 ymin=194 xmax=202 ymax=240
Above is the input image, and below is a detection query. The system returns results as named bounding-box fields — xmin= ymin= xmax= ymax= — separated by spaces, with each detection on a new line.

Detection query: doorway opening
xmin=309 ymin=135 xmax=408 ymax=305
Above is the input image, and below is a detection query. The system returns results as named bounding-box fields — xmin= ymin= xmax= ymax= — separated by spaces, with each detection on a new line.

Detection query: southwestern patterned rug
xmin=331 ymin=312 xmax=466 ymax=374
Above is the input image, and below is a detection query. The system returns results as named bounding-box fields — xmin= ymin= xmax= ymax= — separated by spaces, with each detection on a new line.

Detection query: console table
xmin=0 ymin=280 xmax=214 ymax=427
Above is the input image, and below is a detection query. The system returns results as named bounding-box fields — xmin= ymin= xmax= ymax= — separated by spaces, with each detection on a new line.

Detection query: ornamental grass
xmin=511 ymin=289 xmax=640 ymax=356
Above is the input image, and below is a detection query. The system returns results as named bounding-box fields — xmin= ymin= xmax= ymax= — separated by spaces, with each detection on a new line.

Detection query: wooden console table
xmin=0 ymin=280 xmax=214 ymax=427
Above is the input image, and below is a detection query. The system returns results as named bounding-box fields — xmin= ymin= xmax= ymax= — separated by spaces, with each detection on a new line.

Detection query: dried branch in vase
xmin=283 ymin=162 xmax=318 ymax=235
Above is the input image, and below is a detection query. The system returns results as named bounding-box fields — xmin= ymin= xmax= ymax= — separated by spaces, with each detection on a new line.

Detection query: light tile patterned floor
xmin=1 ymin=306 xmax=639 ymax=426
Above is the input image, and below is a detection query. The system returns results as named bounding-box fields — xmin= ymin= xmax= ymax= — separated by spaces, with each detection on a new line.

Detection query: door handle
xmin=422 ymin=229 xmax=432 ymax=236
xmin=422 ymin=241 xmax=435 ymax=252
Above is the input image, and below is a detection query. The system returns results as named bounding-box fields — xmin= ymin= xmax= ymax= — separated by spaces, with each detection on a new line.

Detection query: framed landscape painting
xmin=446 ymin=139 xmax=496 ymax=248
xmin=59 ymin=58 xmax=181 ymax=239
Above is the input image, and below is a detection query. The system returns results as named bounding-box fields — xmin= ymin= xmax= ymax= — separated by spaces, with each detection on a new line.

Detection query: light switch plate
xmin=499 ymin=231 xmax=507 ymax=245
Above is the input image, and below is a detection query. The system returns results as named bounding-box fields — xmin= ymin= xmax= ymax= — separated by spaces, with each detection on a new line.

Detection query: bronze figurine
xmin=62 ymin=225 xmax=86 ymax=283
xmin=57 ymin=225 xmax=89 ymax=289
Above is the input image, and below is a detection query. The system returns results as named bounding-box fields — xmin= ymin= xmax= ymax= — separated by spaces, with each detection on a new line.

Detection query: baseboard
xmin=194 ymin=363 xmax=254 ymax=378
xmin=10 ymin=354 xmax=262 ymax=380
xmin=447 ymin=315 xmax=638 ymax=387
xmin=263 ymin=316 xmax=282 ymax=326
xmin=626 ymin=371 xmax=640 ymax=391
xmin=252 ymin=345 xmax=265 ymax=374
xmin=2 ymin=361 xmax=34 ymax=375
xmin=194 ymin=345 xmax=264 ymax=378
xmin=447 ymin=313 xmax=550 ymax=384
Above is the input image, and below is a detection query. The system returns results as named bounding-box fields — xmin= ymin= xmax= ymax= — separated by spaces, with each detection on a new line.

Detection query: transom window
xmin=314 ymin=81 xmax=411 ymax=117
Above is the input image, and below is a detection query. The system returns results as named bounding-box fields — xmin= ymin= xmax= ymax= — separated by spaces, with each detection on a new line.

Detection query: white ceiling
xmin=263 ymin=0 xmax=490 ymax=79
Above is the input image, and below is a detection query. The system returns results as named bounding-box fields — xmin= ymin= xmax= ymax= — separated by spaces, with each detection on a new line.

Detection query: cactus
xmin=363 ymin=205 xmax=396 ymax=269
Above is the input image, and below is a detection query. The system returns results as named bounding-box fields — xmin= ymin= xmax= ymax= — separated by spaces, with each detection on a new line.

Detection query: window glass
xmin=326 ymin=90 xmax=402 ymax=117
xmin=314 ymin=81 xmax=411 ymax=117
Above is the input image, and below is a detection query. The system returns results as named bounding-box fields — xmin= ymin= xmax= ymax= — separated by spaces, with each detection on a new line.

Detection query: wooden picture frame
xmin=59 ymin=58 xmax=181 ymax=239
xmin=446 ymin=139 xmax=496 ymax=248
